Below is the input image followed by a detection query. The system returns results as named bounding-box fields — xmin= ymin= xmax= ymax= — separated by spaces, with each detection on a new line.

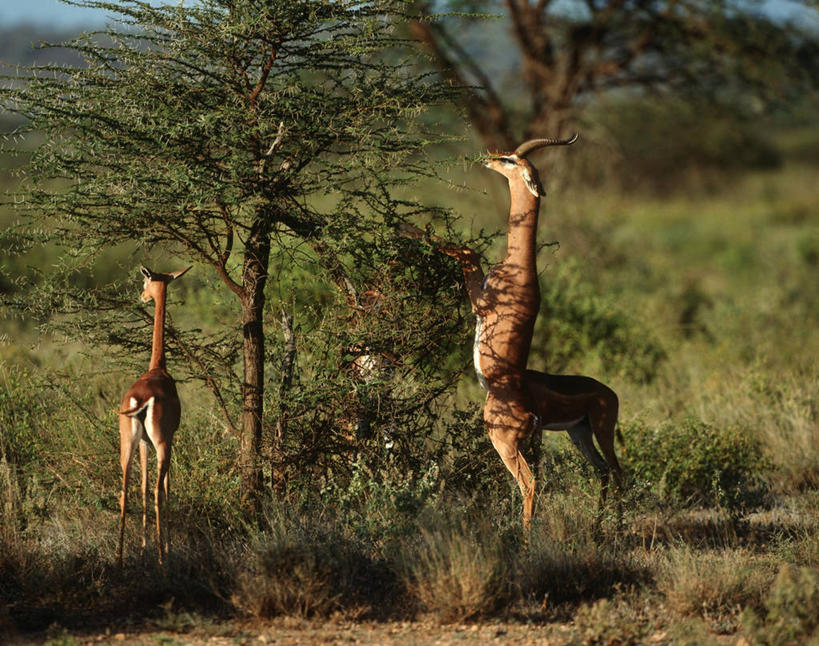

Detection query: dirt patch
xmin=6 ymin=617 xmax=581 ymax=646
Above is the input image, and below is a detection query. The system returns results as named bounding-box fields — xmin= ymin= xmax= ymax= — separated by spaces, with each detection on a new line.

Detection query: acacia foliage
xmin=0 ymin=0 xmax=475 ymax=502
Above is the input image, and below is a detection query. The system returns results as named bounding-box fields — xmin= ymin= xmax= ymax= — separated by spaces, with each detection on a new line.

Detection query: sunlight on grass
xmin=2 ymin=131 xmax=818 ymax=639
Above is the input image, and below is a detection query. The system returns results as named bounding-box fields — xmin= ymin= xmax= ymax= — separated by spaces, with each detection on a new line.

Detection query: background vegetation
xmin=1 ymin=0 xmax=817 ymax=643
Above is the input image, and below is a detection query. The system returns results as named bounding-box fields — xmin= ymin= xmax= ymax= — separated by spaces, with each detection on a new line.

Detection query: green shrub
xmin=533 ymin=259 xmax=666 ymax=383
xmin=317 ymin=458 xmax=442 ymax=545
xmin=536 ymin=436 xmax=610 ymax=499
xmin=0 ymin=368 xmax=51 ymax=469
xmin=741 ymin=564 xmax=819 ymax=645
xmin=573 ymin=597 xmax=648 ymax=646
xmin=622 ymin=416 xmax=768 ymax=511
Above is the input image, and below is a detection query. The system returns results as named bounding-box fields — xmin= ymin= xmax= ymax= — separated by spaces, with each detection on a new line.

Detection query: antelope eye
xmin=498 ymin=156 xmax=516 ymax=166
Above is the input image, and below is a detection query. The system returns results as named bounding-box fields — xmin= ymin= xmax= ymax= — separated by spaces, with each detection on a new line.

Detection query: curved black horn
xmin=514 ymin=133 xmax=578 ymax=158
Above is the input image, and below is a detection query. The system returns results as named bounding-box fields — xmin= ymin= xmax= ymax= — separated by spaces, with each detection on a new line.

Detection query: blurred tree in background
xmin=412 ymin=0 xmax=819 ymax=150
xmin=0 ymin=0 xmax=472 ymax=510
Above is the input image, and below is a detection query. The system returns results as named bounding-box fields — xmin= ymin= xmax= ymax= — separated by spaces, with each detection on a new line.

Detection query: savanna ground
xmin=2 ymin=125 xmax=818 ymax=645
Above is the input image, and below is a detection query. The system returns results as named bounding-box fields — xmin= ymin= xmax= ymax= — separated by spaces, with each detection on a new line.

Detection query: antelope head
xmin=483 ymin=134 xmax=578 ymax=197
xmin=139 ymin=265 xmax=192 ymax=303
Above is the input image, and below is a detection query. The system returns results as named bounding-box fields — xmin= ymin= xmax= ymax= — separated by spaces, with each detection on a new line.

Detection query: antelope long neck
xmin=148 ymin=283 xmax=168 ymax=371
xmin=504 ymin=179 xmax=540 ymax=275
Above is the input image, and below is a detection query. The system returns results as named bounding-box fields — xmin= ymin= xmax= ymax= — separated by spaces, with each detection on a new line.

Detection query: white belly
xmin=473 ymin=315 xmax=488 ymax=390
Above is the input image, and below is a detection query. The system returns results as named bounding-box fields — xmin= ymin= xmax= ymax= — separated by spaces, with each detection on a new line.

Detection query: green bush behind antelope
xmin=532 ymin=260 xmax=666 ymax=383
xmin=589 ymin=96 xmax=780 ymax=193
xmin=741 ymin=564 xmax=819 ymax=645
xmin=622 ymin=416 xmax=769 ymax=511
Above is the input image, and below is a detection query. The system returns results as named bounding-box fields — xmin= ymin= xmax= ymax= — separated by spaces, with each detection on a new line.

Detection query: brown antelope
xmin=402 ymin=136 xmax=622 ymax=528
xmin=117 ymin=265 xmax=190 ymax=565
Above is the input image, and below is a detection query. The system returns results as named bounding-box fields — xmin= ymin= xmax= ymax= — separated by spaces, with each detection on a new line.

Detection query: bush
xmin=0 ymin=368 xmax=51 ymax=469
xmin=589 ymin=96 xmax=780 ymax=193
xmin=741 ymin=564 xmax=819 ymax=645
xmin=533 ymin=259 xmax=666 ymax=383
xmin=317 ymin=458 xmax=442 ymax=545
xmin=622 ymin=416 xmax=768 ymax=511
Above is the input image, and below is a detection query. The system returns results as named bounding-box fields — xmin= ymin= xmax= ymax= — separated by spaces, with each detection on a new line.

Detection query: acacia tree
xmin=412 ymin=0 xmax=819 ymax=149
xmin=1 ymin=0 xmax=469 ymax=509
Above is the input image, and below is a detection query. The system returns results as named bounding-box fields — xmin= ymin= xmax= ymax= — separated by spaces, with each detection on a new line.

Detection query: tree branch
xmin=410 ymin=10 xmax=514 ymax=149
xmin=248 ymin=47 xmax=278 ymax=108
xmin=171 ymin=328 xmax=242 ymax=440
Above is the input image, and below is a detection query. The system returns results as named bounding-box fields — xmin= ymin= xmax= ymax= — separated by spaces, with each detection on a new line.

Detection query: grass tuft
xmin=519 ymin=498 xmax=648 ymax=607
xmin=657 ymin=545 xmax=774 ymax=623
xmin=235 ymin=511 xmax=394 ymax=619
xmin=573 ymin=597 xmax=649 ymax=646
xmin=396 ymin=516 xmax=510 ymax=623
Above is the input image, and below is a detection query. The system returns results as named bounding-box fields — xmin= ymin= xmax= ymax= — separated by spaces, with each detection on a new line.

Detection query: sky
xmin=0 ymin=0 xmax=110 ymax=29
xmin=0 ymin=0 xmax=173 ymax=30
xmin=0 ymin=0 xmax=814 ymax=29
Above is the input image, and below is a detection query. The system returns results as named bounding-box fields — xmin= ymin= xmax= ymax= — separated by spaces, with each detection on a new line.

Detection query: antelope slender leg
xmin=154 ymin=471 xmax=162 ymax=564
xmin=567 ymin=422 xmax=608 ymax=472
xmin=155 ymin=446 xmax=171 ymax=564
xmin=485 ymin=393 xmax=539 ymax=529
xmin=566 ymin=421 xmax=613 ymax=518
xmin=163 ymin=462 xmax=171 ymax=557
xmin=589 ymin=409 xmax=624 ymax=524
xmin=117 ymin=467 xmax=130 ymax=567
xmin=117 ymin=424 xmax=138 ymax=567
xmin=589 ymin=403 xmax=622 ymax=488
xmin=490 ymin=430 xmax=536 ymax=527
xmin=139 ymin=440 xmax=149 ymax=553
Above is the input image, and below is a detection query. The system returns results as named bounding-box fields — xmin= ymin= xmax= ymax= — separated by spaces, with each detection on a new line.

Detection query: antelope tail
xmin=118 ymin=400 xmax=150 ymax=418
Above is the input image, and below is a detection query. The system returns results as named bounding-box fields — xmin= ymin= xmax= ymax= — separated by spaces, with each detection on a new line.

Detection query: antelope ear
xmin=520 ymin=167 xmax=545 ymax=197
xmin=140 ymin=265 xmax=153 ymax=279
xmin=169 ymin=266 xmax=192 ymax=281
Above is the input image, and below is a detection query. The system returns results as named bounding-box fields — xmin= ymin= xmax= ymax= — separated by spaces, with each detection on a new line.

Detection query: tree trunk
xmin=240 ymin=221 xmax=271 ymax=513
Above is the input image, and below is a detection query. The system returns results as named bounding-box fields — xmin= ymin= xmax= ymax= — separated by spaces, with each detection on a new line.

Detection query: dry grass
xmin=657 ymin=545 xmax=776 ymax=622
xmin=396 ymin=518 xmax=511 ymax=623
xmin=235 ymin=513 xmax=393 ymax=620
xmin=3 ymin=139 xmax=819 ymax=641
xmin=748 ymin=372 xmax=819 ymax=492
xmin=517 ymin=494 xmax=649 ymax=608
xmin=573 ymin=597 xmax=650 ymax=646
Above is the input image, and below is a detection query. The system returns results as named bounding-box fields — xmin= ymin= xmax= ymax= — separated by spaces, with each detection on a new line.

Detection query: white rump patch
xmin=142 ymin=397 xmax=159 ymax=448
xmin=128 ymin=397 xmax=146 ymax=442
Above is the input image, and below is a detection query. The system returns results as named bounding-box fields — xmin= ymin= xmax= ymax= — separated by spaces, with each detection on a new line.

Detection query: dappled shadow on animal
xmin=402 ymin=134 xmax=623 ymax=529
xmin=117 ymin=265 xmax=190 ymax=566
